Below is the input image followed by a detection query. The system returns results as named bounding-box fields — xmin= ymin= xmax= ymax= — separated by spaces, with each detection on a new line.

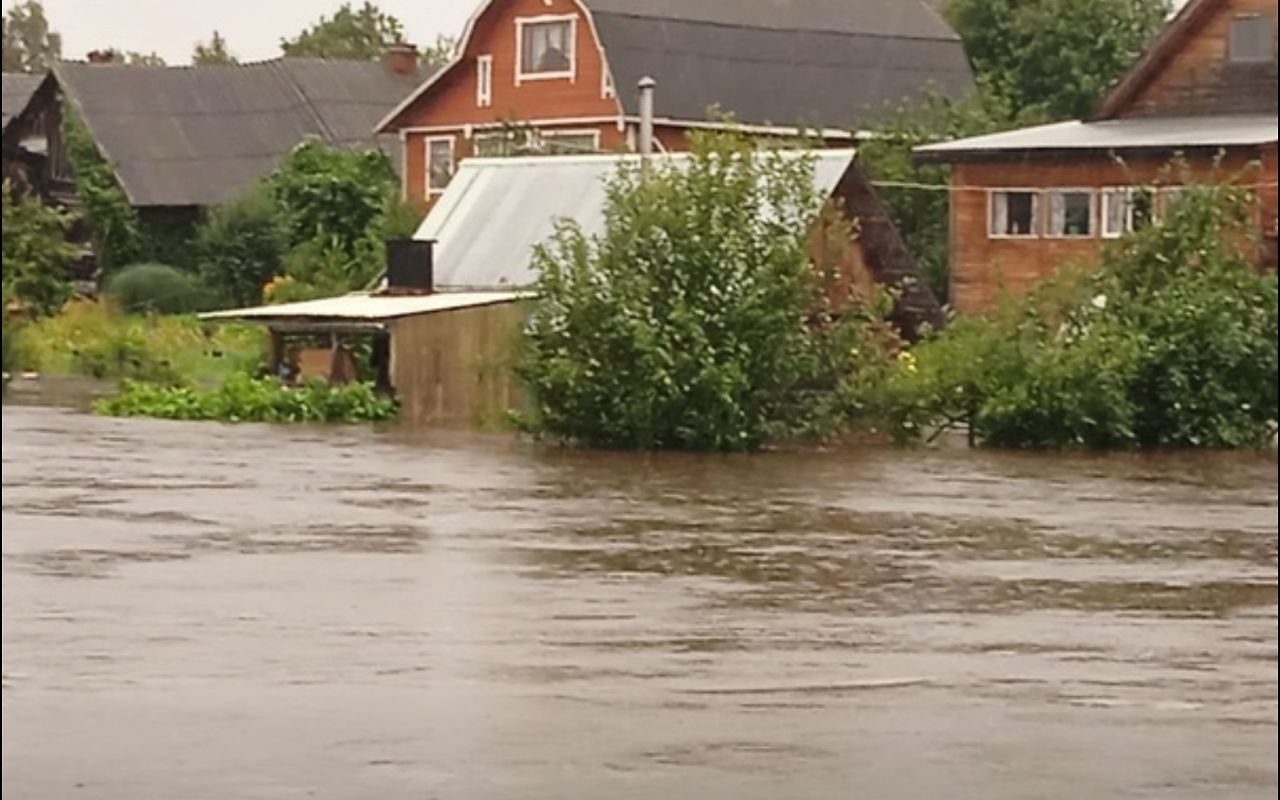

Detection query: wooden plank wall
xmin=950 ymin=149 xmax=1275 ymax=312
xmin=1118 ymin=0 xmax=1277 ymax=118
xmin=389 ymin=301 xmax=528 ymax=427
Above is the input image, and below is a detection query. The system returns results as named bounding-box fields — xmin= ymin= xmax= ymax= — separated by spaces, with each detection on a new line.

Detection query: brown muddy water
xmin=2 ymin=403 xmax=1277 ymax=800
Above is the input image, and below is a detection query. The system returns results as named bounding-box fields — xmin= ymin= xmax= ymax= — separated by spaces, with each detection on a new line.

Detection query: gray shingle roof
xmin=585 ymin=0 xmax=973 ymax=129
xmin=2 ymin=72 xmax=45 ymax=132
xmin=54 ymin=58 xmax=432 ymax=208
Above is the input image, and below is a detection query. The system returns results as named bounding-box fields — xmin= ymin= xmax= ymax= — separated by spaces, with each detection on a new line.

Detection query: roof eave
xmin=913 ymin=141 xmax=1275 ymax=166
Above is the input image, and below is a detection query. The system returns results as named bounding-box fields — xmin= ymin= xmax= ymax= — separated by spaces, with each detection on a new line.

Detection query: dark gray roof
xmin=585 ymin=0 xmax=973 ymax=129
xmin=2 ymin=72 xmax=45 ymax=131
xmin=54 ymin=58 xmax=432 ymax=208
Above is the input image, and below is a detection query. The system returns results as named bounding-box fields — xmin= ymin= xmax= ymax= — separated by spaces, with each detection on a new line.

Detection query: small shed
xmin=415 ymin=151 xmax=945 ymax=337
xmin=202 ymin=290 xmax=530 ymax=427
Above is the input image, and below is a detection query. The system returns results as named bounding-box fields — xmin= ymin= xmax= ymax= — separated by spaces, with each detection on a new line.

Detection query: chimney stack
xmin=385 ymin=42 xmax=420 ymax=76
xmin=638 ymin=76 xmax=655 ymax=178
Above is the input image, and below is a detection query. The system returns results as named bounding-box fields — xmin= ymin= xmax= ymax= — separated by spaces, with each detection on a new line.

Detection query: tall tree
xmin=947 ymin=0 xmax=1170 ymax=119
xmin=192 ymin=30 xmax=237 ymax=65
xmin=2 ymin=0 xmax=62 ymax=73
xmin=280 ymin=2 xmax=405 ymax=60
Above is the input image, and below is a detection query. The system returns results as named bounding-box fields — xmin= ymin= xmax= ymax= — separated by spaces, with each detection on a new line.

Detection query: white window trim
xmin=601 ymin=67 xmax=615 ymax=100
xmin=1228 ymin=14 xmax=1274 ymax=63
xmin=988 ymin=188 xmax=1043 ymax=240
xmin=1100 ymin=186 xmax=1155 ymax=239
xmin=425 ymin=135 xmax=456 ymax=197
xmin=515 ymin=14 xmax=577 ymax=86
xmin=539 ymin=128 xmax=601 ymax=154
xmin=1044 ymin=187 xmax=1097 ymax=239
xmin=476 ymin=54 xmax=493 ymax=108
xmin=473 ymin=130 xmax=531 ymax=157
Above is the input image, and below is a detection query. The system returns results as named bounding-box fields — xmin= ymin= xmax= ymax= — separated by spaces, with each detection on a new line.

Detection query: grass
xmin=14 ymin=299 xmax=266 ymax=387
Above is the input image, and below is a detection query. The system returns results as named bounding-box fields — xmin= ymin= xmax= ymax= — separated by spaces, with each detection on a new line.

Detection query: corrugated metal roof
xmin=916 ymin=114 xmax=1279 ymax=160
xmin=201 ymin=290 xmax=530 ymax=323
xmin=589 ymin=0 xmax=972 ymax=129
xmin=55 ymin=58 xmax=432 ymax=207
xmin=2 ymin=72 xmax=44 ymax=131
xmin=415 ymin=150 xmax=857 ymax=291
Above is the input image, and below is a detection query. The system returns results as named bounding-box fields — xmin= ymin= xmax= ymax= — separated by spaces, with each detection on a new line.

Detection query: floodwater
xmin=2 ymin=404 xmax=1276 ymax=800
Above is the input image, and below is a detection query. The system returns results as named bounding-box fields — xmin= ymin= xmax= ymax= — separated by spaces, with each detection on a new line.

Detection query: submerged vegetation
xmin=95 ymin=374 xmax=398 ymax=423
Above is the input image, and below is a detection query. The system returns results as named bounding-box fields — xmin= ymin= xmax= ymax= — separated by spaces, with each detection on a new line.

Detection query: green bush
xmin=267 ymin=140 xmax=398 ymax=254
xmin=95 ymin=374 xmax=399 ymax=424
xmin=888 ymin=178 xmax=1279 ymax=449
xmin=196 ymin=188 xmax=288 ymax=307
xmin=106 ymin=263 xmax=217 ymax=315
xmin=517 ymin=130 xmax=896 ymax=451
xmin=2 ymin=180 xmax=78 ymax=315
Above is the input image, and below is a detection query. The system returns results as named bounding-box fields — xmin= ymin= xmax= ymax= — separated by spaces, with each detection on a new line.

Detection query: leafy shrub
xmin=2 ymin=180 xmax=78 ymax=315
xmin=95 ymin=374 xmax=399 ymax=424
xmin=518 ymin=130 xmax=896 ymax=451
xmin=196 ymin=188 xmax=288 ymax=307
xmin=106 ymin=263 xmax=217 ymax=315
xmin=62 ymin=106 xmax=143 ymax=276
xmin=888 ymin=180 xmax=1278 ymax=449
xmin=267 ymin=140 xmax=398 ymax=254
xmin=16 ymin=300 xmax=264 ymax=385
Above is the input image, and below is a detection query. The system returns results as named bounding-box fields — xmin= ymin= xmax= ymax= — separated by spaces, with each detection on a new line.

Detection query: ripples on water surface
xmin=2 ymin=405 xmax=1276 ymax=799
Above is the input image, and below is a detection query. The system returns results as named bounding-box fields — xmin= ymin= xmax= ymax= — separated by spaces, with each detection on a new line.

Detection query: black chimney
xmin=385 ymin=239 xmax=434 ymax=294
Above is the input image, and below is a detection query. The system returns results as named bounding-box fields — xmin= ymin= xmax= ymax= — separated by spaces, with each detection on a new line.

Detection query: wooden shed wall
xmin=389 ymin=301 xmax=528 ymax=427
xmin=949 ymin=148 xmax=1276 ymax=312
xmin=1115 ymin=0 xmax=1278 ymax=119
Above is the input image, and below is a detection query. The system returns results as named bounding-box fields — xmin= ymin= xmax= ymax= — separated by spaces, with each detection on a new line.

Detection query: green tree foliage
xmin=105 ymin=263 xmax=217 ymax=315
xmin=96 ymin=374 xmax=399 ymax=423
xmin=420 ymin=34 xmax=457 ymax=68
xmin=946 ymin=0 xmax=1170 ymax=119
xmin=888 ymin=177 xmax=1278 ymax=449
xmin=518 ymin=131 xmax=896 ymax=451
xmin=192 ymin=30 xmax=237 ymax=65
xmin=280 ymin=2 xmax=405 ymax=60
xmin=86 ymin=48 xmax=168 ymax=66
xmin=1 ymin=180 xmax=77 ymax=315
xmin=266 ymin=139 xmax=399 ymax=253
xmin=2 ymin=0 xmax=62 ymax=73
xmin=61 ymin=105 xmax=144 ymax=277
xmin=195 ymin=188 xmax=288 ymax=306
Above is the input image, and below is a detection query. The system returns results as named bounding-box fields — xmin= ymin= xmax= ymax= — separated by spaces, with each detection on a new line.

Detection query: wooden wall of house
xmin=949 ymin=148 xmax=1276 ymax=312
xmin=1117 ymin=0 xmax=1277 ymax=118
xmin=389 ymin=301 xmax=528 ymax=427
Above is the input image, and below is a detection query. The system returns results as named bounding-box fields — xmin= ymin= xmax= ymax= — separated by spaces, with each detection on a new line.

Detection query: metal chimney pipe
xmin=638 ymin=76 xmax=656 ymax=170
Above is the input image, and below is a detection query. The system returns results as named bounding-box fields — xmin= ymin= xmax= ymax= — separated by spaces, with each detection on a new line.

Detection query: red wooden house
xmin=916 ymin=0 xmax=1278 ymax=313
xmin=377 ymin=0 xmax=974 ymax=206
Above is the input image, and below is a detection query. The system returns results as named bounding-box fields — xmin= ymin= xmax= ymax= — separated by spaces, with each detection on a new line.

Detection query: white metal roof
xmin=415 ymin=150 xmax=857 ymax=290
xmin=915 ymin=114 xmax=1278 ymax=159
xmin=200 ymin=290 xmax=530 ymax=323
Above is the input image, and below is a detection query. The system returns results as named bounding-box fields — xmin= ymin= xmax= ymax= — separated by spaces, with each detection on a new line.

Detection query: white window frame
xmin=515 ymin=14 xmax=577 ymax=85
xmin=1228 ymin=14 xmax=1274 ymax=63
xmin=988 ymin=188 xmax=1042 ymax=239
xmin=473 ymin=130 xmax=530 ymax=157
xmin=1100 ymin=186 xmax=1156 ymax=239
xmin=425 ymin=135 xmax=456 ymax=197
xmin=539 ymin=128 xmax=601 ymax=154
xmin=601 ymin=67 xmax=615 ymax=100
xmin=476 ymin=54 xmax=493 ymax=108
xmin=1044 ymin=187 xmax=1097 ymax=239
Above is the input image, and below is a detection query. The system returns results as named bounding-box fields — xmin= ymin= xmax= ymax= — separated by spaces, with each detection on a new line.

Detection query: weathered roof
xmin=201 ymin=290 xmax=529 ymax=325
xmin=381 ymin=0 xmax=973 ymax=134
xmin=415 ymin=150 xmax=858 ymax=290
xmin=914 ymin=113 xmax=1279 ymax=162
xmin=2 ymin=72 xmax=44 ymax=131
xmin=54 ymin=58 xmax=432 ymax=208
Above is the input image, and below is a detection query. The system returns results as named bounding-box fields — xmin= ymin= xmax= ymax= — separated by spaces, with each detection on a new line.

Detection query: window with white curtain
xmin=426 ymin=137 xmax=455 ymax=195
xmin=1046 ymin=189 xmax=1095 ymax=237
xmin=1102 ymin=187 xmax=1155 ymax=238
xmin=989 ymin=190 xmax=1040 ymax=237
xmin=518 ymin=17 xmax=575 ymax=80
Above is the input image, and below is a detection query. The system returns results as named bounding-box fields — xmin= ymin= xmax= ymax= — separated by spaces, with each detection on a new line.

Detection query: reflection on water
xmin=2 ymin=404 xmax=1276 ymax=800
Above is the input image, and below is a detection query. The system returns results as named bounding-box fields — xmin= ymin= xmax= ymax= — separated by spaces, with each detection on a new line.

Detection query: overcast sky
xmin=8 ymin=0 xmax=1193 ymax=67
xmin=4 ymin=0 xmax=480 ymax=64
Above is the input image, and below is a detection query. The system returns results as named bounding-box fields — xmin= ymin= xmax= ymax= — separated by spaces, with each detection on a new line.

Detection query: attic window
xmin=1229 ymin=15 xmax=1274 ymax=63
xmin=517 ymin=16 xmax=575 ymax=82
